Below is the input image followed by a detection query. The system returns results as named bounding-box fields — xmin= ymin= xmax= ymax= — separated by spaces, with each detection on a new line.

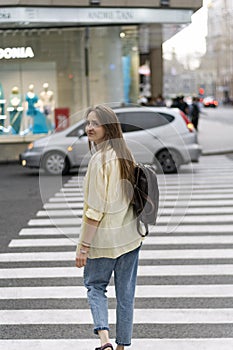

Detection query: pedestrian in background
xmin=76 ymin=105 xmax=144 ymax=350
xmin=155 ymin=93 xmax=166 ymax=106
xmin=190 ymin=96 xmax=200 ymax=131
xmin=177 ymin=95 xmax=189 ymax=115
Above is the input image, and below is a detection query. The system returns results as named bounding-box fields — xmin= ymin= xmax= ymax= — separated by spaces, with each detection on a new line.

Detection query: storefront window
xmin=0 ymin=26 xmax=139 ymax=136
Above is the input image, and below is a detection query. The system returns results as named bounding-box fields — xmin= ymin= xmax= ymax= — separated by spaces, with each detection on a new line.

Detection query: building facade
xmin=0 ymin=0 xmax=202 ymax=136
xmin=205 ymin=0 xmax=233 ymax=103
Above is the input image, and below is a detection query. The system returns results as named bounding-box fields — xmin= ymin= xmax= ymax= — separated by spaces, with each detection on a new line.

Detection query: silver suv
xmin=20 ymin=106 xmax=201 ymax=174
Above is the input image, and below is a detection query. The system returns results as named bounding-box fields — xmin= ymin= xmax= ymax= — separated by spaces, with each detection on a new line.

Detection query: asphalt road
xmin=1 ymin=153 xmax=233 ymax=347
xmin=1 ymin=106 xmax=233 ymax=347
xmin=0 ymin=165 xmax=72 ymax=253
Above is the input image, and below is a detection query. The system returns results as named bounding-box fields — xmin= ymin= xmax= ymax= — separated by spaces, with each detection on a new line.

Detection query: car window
xmin=67 ymin=122 xmax=86 ymax=137
xmin=116 ymin=111 xmax=174 ymax=132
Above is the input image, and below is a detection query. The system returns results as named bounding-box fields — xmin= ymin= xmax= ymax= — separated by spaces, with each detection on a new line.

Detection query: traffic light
xmin=199 ymin=87 xmax=205 ymax=95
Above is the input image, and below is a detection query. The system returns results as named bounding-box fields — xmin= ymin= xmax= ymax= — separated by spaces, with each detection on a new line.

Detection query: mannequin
xmin=19 ymin=84 xmax=39 ymax=133
xmin=26 ymin=84 xmax=38 ymax=116
xmin=7 ymin=86 xmax=23 ymax=134
xmin=39 ymin=82 xmax=55 ymax=130
xmin=24 ymin=84 xmax=48 ymax=134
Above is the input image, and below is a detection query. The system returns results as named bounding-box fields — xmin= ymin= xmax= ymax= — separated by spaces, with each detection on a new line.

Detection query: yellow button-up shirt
xmin=77 ymin=147 xmax=143 ymax=259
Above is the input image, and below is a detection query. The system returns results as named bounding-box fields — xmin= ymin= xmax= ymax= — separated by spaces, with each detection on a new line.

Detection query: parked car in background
xmin=203 ymin=96 xmax=218 ymax=108
xmin=19 ymin=106 xmax=202 ymax=175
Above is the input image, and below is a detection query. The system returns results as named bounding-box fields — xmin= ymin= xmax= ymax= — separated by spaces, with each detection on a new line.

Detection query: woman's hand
xmin=75 ymin=248 xmax=89 ymax=268
xmin=76 ymin=217 xmax=99 ymax=268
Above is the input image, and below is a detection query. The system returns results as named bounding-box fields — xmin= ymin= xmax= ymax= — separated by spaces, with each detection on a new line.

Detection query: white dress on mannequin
xmin=39 ymin=83 xmax=55 ymax=127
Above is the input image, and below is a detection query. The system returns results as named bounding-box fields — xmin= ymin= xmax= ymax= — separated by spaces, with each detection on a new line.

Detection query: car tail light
xmin=179 ymin=110 xmax=194 ymax=132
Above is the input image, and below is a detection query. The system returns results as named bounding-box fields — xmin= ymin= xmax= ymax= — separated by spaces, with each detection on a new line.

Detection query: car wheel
xmin=155 ymin=149 xmax=178 ymax=174
xmin=42 ymin=151 xmax=70 ymax=175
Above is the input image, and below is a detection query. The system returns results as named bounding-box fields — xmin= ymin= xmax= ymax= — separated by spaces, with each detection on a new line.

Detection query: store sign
xmin=88 ymin=10 xmax=134 ymax=21
xmin=0 ymin=47 xmax=34 ymax=60
xmin=0 ymin=7 xmax=193 ymax=27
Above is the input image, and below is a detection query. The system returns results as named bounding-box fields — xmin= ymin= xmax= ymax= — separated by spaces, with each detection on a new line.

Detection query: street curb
xmin=202 ymin=150 xmax=233 ymax=156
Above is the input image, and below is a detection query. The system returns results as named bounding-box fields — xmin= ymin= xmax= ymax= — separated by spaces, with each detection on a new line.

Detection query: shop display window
xmin=0 ymin=26 xmax=139 ymax=136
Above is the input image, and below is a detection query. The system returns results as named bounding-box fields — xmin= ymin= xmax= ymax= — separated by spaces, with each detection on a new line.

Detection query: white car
xmin=20 ymin=106 xmax=202 ymax=175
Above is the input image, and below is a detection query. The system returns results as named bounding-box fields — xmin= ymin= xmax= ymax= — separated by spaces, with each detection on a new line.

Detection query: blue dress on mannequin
xmin=26 ymin=94 xmax=38 ymax=116
xmin=25 ymin=91 xmax=48 ymax=134
xmin=0 ymin=82 xmax=6 ymax=128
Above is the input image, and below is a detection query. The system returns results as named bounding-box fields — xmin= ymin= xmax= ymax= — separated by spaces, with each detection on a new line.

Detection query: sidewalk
xmin=198 ymin=115 xmax=233 ymax=155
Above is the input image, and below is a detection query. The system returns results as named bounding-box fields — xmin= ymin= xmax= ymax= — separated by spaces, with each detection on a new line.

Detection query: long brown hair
xmin=85 ymin=105 xmax=135 ymax=199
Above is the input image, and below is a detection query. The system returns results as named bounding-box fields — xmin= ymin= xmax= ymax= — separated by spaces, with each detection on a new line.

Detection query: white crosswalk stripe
xmin=4 ymin=248 xmax=233 ymax=261
xmin=1 ymin=154 xmax=233 ymax=349
xmin=2 ymin=264 xmax=233 ymax=278
xmin=9 ymin=234 xmax=233 ymax=246
xmin=2 ymin=308 xmax=233 ymax=324
xmin=3 ymin=284 xmax=233 ymax=299
xmin=1 ymin=339 xmax=233 ymax=350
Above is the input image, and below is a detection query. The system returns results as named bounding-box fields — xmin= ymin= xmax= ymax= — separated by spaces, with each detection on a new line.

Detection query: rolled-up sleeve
xmin=85 ymin=156 xmax=109 ymax=222
xmin=85 ymin=208 xmax=104 ymax=221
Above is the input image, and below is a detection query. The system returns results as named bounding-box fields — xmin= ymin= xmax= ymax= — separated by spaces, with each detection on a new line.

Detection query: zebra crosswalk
xmin=1 ymin=154 xmax=233 ymax=349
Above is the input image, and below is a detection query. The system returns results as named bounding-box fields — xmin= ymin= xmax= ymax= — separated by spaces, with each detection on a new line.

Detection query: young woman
xmin=76 ymin=105 xmax=144 ymax=350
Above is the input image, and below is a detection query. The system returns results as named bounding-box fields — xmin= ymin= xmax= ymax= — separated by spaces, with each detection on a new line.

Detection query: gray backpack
xmin=133 ymin=164 xmax=159 ymax=236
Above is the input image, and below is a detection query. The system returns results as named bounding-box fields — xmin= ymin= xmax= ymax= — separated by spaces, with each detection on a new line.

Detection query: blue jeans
xmin=83 ymin=245 xmax=140 ymax=347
